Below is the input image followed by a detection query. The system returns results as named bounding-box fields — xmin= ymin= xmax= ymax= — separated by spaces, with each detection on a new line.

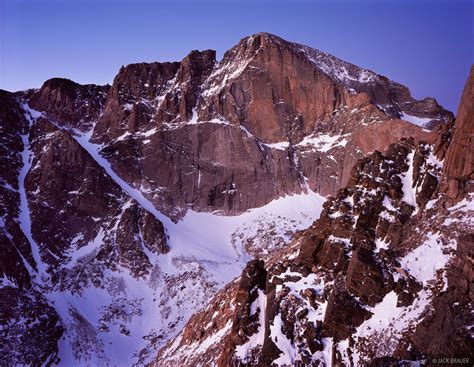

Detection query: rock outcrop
xmin=26 ymin=117 xmax=168 ymax=277
xmin=442 ymin=65 xmax=474 ymax=199
xmin=29 ymin=78 xmax=109 ymax=131
xmin=0 ymin=91 xmax=34 ymax=288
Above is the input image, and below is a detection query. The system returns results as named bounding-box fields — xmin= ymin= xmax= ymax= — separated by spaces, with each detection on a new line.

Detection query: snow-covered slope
xmin=14 ymin=106 xmax=327 ymax=366
xmin=50 ymin=192 xmax=327 ymax=365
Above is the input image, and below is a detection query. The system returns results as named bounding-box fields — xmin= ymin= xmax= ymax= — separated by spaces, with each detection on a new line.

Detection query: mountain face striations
xmin=0 ymin=33 xmax=470 ymax=366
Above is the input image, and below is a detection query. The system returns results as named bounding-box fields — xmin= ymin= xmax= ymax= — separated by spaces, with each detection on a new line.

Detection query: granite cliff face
xmin=442 ymin=65 xmax=474 ymax=199
xmin=154 ymin=68 xmax=473 ymax=366
xmin=0 ymin=33 xmax=466 ymax=366
xmin=78 ymin=33 xmax=449 ymax=219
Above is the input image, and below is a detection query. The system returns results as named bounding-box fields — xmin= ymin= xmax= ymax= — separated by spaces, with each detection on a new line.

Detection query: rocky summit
xmin=0 ymin=33 xmax=471 ymax=367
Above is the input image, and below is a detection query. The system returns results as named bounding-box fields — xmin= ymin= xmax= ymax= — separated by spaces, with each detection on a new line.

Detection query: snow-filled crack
xmin=18 ymin=103 xmax=48 ymax=281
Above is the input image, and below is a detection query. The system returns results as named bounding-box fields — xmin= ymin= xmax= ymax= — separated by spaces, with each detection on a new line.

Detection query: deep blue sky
xmin=1 ymin=0 xmax=472 ymax=112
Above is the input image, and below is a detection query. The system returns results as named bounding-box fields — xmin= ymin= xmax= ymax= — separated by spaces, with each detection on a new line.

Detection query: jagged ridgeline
xmin=0 ymin=33 xmax=471 ymax=366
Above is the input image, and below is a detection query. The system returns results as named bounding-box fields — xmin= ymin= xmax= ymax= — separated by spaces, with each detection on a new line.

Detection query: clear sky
xmin=1 ymin=0 xmax=472 ymax=113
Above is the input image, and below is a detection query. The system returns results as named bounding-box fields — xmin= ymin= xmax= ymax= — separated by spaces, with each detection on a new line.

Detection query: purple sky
xmin=1 ymin=0 xmax=472 ymax=112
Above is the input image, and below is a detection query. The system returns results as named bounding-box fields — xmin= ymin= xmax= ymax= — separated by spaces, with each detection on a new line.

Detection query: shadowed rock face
xmin=1 ymin=93 xmax=168 ymax=365
xmin=154 ymin=66 xmax=473 ymax=365
xmin=0 ymin=286 xmax=64 ymax=366
xmin=25 ymin=118 xmax=169 ymax=277
xmin=0 ymin=91 xmax=34 ymax=288
xmin=0 ymin=92 xmax=64 ymax=366
xmin=93 ymin=61 xmax=181 ymax=139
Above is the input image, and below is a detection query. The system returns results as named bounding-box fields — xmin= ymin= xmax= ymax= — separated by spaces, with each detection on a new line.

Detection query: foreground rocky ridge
xmin=0 ymin=34 xmax=464 ymax=366
xmin=154 ymin=67 xmax=473 ymax=366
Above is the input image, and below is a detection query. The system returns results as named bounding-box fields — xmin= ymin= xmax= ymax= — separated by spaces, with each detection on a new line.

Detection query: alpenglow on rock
xmin=39 ymin=32 xmax=451 ymax=220
xmin=0 ymin=33 xmax=467 ymax=367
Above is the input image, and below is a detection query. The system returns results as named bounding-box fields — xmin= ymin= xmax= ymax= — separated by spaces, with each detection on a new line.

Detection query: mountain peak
xmin=233 ymin=32 xmax=379 ymax=85
xmin=244 ymin=31 xmax=287 ymax=44
xmin=1 ymin=31 xmax=470 ymax=367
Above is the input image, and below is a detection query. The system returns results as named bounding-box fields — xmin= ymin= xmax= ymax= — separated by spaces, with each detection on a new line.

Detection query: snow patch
xmin=399 ymin=232 xmax=454 ymax=285
xmin=448 ymin=193 xmax=474 ymax=212
xmin=399 ymin=150 xmax=418 ymax=212
xmin=18 ymin=104 xmax=48 ymax=279
xmin=400 ymin=112 xmax=433 ymax=127
xmin=270 ymin=314 xmax=297 ymax=366
xmin=299 ymin=45 xmax=378 ymax=85
xmin=235 ymin=289 xmax=267 ymax=361
xmin=123 ymin=103 xmax=134 ymax=111
xmin=263 ymin=141 xmax=290 ymax=151
xmin=297 ymin=133 xmax=348 ymax=153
